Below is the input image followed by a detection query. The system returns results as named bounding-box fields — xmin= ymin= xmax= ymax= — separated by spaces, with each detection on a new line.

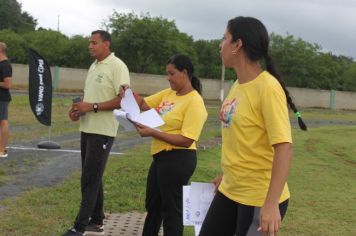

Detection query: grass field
xmin=0 ymin=95 xmax=355 ymax=235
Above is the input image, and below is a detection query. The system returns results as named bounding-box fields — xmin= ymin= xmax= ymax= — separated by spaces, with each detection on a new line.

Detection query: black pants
xmin=199 ymin=191 xmax=288 ymax=236
xmin=142 ymin=149 xmax=197 ymax=236
xmin=74 ymin=132 xmax=114 ymax=232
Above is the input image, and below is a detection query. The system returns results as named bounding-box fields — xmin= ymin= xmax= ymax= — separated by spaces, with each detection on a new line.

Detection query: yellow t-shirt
xmin=219 ymin=71 xmax=292 ymax=207
xmin=144 ymin=88 xmax=208 ymax=155
xmin=80 ymin=53 xmax=130 ymax=137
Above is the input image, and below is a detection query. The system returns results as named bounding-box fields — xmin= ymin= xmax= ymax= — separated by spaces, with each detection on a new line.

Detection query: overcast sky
xmin=20 ymin=0 xmax=356 ymax=59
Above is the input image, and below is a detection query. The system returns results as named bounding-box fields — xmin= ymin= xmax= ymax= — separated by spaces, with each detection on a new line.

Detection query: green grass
xmin=282 ymin=126 xmax=356 ymax=236
xmin=0 ymin=95 xmax=355 ymax=235
xmin=295 ymin=108 xmax=356 ymax=121
xmin=9 ymin=95 xmax=78 ymax=142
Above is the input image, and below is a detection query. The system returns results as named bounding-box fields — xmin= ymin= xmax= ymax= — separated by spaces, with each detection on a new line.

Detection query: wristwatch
xmin=93 ymin=103 xmax=99 ymax=113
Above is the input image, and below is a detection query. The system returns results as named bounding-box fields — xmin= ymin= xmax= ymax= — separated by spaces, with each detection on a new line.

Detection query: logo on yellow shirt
xmin=156 ymin=101 xmax=175 ymax=115
xmin=220 ymin=98 xmax=237 ymax=128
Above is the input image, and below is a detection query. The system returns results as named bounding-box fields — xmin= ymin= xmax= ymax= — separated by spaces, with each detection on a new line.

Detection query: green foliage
xmin=107 ymin=11 xmax=196 ymax=74
xmin=194 ymin=40 xmax=222 ymax=78
xmin=269 ymin=33 xmax=355 ymax=91
xmin=341 ymin=63 xmax=356 ymax=91
xmin=24 ymin=29 xmax=69 ymax=65
xmin=1 ymin=9 xmax=356 ymax=91
xmin=0 ymin=29 xmax=92 ymax=67
xmin=0 ymin=100 xmax=356 ymax=235
xmin=0 ymin=0 xmax=37 ymax=32
xmin=0 ymin=29 xmax=27 ymax=63
xmin=60 ymin=35 xmax=91 ymax=68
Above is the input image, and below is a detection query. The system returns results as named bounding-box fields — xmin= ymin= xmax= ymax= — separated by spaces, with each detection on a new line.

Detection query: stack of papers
xmin=113 ymin=89 xmax=164 ymax=131
xmin=183 ymin=182 xmax=215 ymax=236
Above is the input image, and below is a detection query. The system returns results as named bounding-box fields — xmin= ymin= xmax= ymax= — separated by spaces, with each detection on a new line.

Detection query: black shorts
xmin=0 ymin=101 xmax=9 ymax=120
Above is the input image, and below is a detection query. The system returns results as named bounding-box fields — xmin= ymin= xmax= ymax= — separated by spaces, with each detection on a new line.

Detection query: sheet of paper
xmin=183 ymin=185 xmax=194 ymax=226
xmin=132 ymin=108 xmax=165 ymax=128
xmin=120 ymin=88 xmax=140 ymax=116
xmin=194 ymin=224 xmax=202 ymax=236
xmin=183 ymin=183 xmax=214 ymax=236
xmin=113 ymin=88 xmax=165 ymax=130
xmin=113 ymin=109 xmax=135 ymax=131
xmin=190 ymin=182 xmax=215 ymax=223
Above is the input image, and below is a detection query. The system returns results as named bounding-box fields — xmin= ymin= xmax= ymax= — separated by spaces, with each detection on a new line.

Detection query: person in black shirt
xmin=0 ymin=42 xmax=12 ymax=158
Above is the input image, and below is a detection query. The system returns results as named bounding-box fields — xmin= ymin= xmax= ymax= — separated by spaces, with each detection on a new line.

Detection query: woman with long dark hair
xmin=199 ymin=17 xmax=306 ymax=236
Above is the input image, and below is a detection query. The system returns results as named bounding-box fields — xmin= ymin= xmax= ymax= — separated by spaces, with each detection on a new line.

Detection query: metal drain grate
xmin=85 ymin=212 xmax=163 ymax=236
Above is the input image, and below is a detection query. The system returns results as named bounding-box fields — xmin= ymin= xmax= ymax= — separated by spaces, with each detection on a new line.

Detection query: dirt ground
xmin=0 ymin=130 xmax=149 ymax=201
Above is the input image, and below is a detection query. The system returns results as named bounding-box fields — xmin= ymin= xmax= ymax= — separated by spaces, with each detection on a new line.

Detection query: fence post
xmin=53 ymin=66 xmax=59 ymax=91
xmin=220 ymin=65 xmax=225 ymax=102
xmin=330 ymin=89 xmax=335 ymax=110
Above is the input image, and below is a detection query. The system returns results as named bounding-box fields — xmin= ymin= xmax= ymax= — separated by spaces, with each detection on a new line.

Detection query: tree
xmin=62 ymin=35 xmax=92 ymax=68
xmin=105 ymin=11 xmax=196 ymax=74
xmin=269 ymin=33 xmax=350 ymax=90
xmin=270 ymin=33 xmax=318 ymax=87
xmin=0 ymin=29 xmax=27 ymax=63
xmin=24 ymin=29 xmax=69 ymax=66
xmin=0 ymin=0 xmax=37 ymax=32
xmin=194 ymin=40 xmax=220 ymax=79
xmin=341 ymin=63 xmax=356 ymax=91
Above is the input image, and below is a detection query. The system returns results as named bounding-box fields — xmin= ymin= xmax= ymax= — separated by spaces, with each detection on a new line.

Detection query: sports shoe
xmin=62 ymin=228 xmax=85 ymax=236
xmin=0 ymin=150 xmax=8 ymax=158
xmin=84 ymin=222 xmax=104 ymax=235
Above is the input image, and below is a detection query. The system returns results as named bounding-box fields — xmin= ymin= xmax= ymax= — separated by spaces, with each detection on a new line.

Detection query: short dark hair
xmin=91 ymin=30 xmax=112 ymax=44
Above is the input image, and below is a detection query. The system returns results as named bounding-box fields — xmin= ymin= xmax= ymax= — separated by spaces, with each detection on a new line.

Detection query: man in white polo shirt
xmin=63 ymin=30 xmax=130 ymax=236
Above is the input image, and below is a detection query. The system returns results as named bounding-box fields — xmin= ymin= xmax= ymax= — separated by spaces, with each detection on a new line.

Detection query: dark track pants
xmin=142 ymin=149 xmax=197 ymax=236
xmin=199 ymin=191 xmax=288 ymax=236
xmin=74 ymin=132 xmax=114 ymax=232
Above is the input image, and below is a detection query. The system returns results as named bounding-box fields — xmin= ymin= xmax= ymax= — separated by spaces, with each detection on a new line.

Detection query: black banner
xmin=28 ymin=48 xmax=52 ymax=126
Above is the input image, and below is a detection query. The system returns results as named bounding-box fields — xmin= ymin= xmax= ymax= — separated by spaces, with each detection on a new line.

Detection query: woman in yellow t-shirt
xmin=130 ymin=54 xmax=208 ymax=236
xmin=199 ymin=17 xmax=307 ymax=236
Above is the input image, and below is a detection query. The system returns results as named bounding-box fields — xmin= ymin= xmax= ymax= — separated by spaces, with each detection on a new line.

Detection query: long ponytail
xmin=265 ymin=54 xmax=307 ymax=131
xmin=191 ymin=75 xmax=202 ymax=95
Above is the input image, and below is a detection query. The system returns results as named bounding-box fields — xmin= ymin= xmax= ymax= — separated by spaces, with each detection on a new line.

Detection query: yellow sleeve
xmin=113 ymin=62 xmax=130 ymax=95
xmin=144 ymin=89 xmax=170 ymax=109
xmin=181 ymin=97 xmax=208 ymax=141
xmin=261 ymin=81 xmax=292 ymax=145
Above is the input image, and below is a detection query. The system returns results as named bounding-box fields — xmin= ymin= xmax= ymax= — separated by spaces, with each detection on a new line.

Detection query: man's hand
xmin=68 ymin=108 xmax=80 ymax=121
xmin=119 ymin=84 xmax=130 ymax=98
xmin=72 ymin=101 xmax=92 ymax=113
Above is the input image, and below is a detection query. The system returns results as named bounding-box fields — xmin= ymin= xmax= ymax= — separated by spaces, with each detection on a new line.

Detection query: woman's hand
xmin=258 ymin=202 xmax=281 ymax=236
xmin=133 ymin=122 xmax=155 ymax=137
xmin=258 ymin=142 xmax=292 ymax=236
xmin=212 ymin=174 xmax=223 ymax=193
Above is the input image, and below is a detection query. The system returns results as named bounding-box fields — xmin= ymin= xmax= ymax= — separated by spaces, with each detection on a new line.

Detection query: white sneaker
xmin=0 ymin=150 xmax=8 ymax=158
